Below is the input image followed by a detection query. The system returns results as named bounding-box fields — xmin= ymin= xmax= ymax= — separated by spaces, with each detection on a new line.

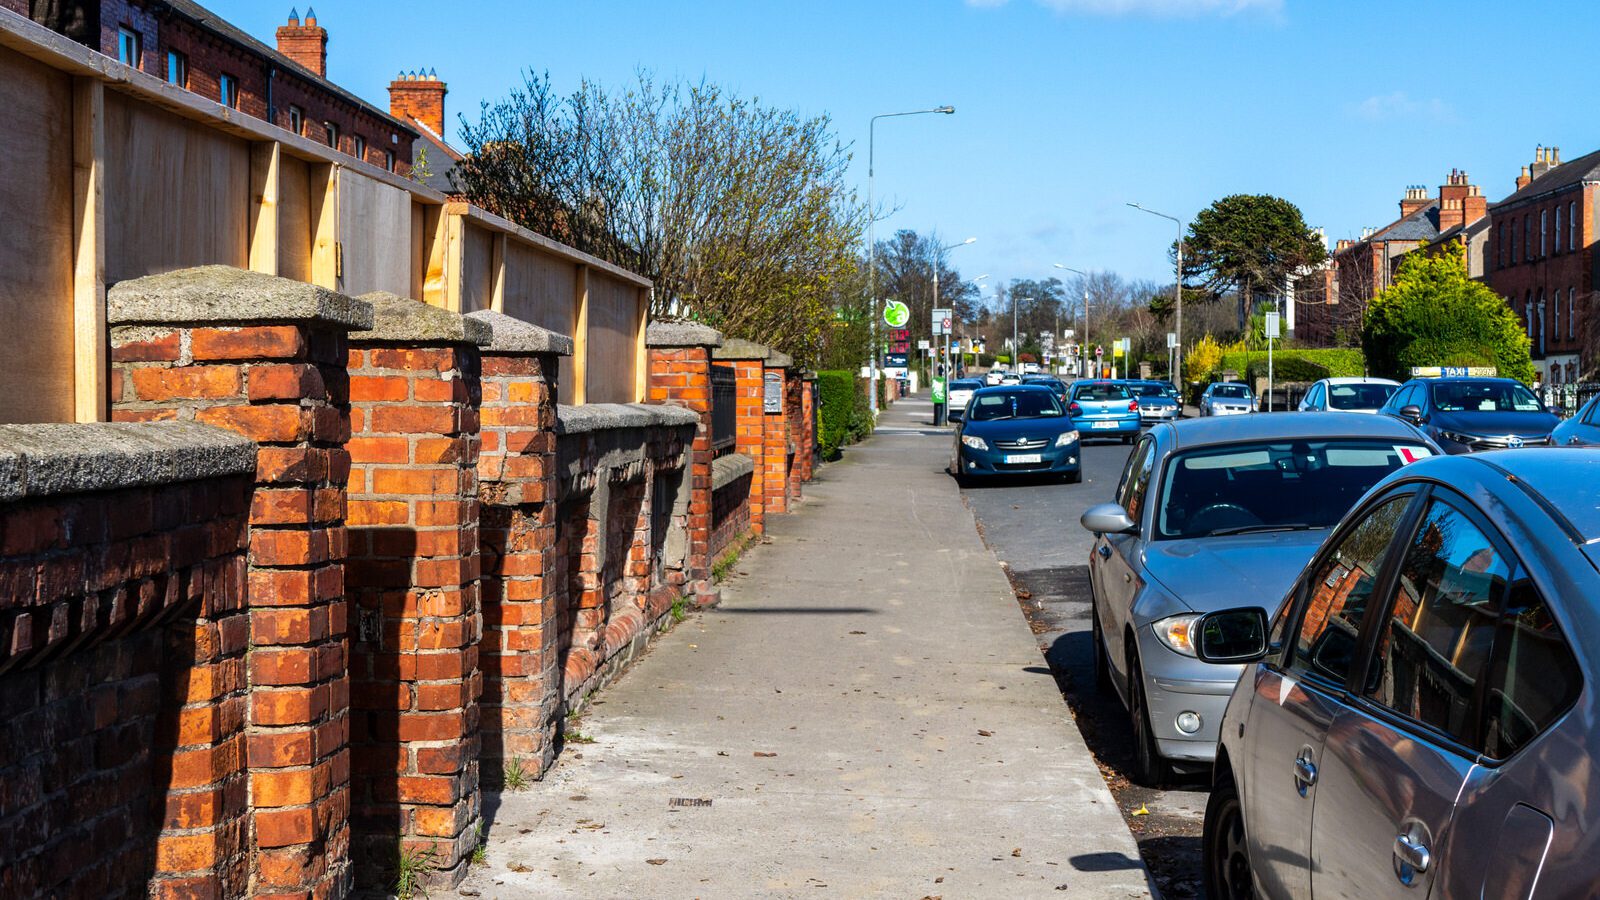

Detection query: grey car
xmin=1080 ymin=413 xmax=1438 ymax=785
xmin=1201 ymin=449 xmax=1600 ymax=899
xmin=1551 ymin=392 xmax=1600 ymax=445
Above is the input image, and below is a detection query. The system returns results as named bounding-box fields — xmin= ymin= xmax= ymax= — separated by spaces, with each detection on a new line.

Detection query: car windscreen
xmin=1155 ymin=439 xmax=1431 ymax=540
xmin=1130 ymin=384 xmax=1167 ymax=398
xmin=1326 ymin=383 xmax=1397 ymax=409
xmin=1072 ymin=383 xmax=1130 ymax=402
xmin=969 ymin=390 xmax=1065 ymax=421
xmin=1430 ymin=381 xmax=1543 ymax=413
xmin=950 ymin=380 xmax=983 ymax=391
xmin=1210 ymin=384 xmax=1250 ymax=399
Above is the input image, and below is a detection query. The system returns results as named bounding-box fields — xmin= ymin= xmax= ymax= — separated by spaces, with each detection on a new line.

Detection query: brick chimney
xmin=275 ymin=7 xmax=327 ymax=78
xmin=1515 ymin=165 xmax=1531 ymax=190
xmin=1437 ymin=168 xmax=1486 ymax=233
xmin=389 ymin=69 xmax=447 ymax=138
xmin=1399 ymin=185 xmax=1431 ymax=219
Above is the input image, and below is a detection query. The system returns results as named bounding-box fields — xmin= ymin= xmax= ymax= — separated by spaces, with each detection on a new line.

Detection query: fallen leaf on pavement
xmin=977 ymin=730 xmax=993 ymax=737
xmin=1011 ymin=848 xmax=1021 ymax=857
xmin=754 ymin=751 xmax=778 ymax=758
xmin=717 ymin=751 xmax=728 ymax=756
xmin=509 ymin=863 xmax=531 ymax=873
xmin=935 ymin=876 xmax=944 ymax=884
xmin=646 ymin=858 xmax=668 ymax=866
xmin=849 ymin=630 xmax=866 ymax=635
xmin=1015 ymin=590 xmax=1032 ymax=600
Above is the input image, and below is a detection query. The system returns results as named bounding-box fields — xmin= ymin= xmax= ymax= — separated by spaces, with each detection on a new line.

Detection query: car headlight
xmin=1151 ymin=613 xmax=1201 ymax=658
xmin=1054 ymin=430 xmax=1081 ymax=447
xmin=1437 ymin=430 xmax=1483 ymax=446
xmin=961 ymin=434 xmax=989 ymax=451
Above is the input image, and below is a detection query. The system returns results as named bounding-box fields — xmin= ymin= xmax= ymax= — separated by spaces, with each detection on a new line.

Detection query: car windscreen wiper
xmin=1209 ymin=523 xmax=1320 ymax=536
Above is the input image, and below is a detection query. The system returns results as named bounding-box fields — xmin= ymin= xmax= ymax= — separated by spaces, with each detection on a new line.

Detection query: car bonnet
xmin=1139 ymin=529 xmax=1327 ymax=617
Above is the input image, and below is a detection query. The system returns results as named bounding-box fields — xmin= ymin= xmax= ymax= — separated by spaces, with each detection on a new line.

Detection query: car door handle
xmin=1393 ymin=834 xmax=1431 ymax=874
xmin=1292 ymin=755 xmax=1317 ymax=793
xmin=1098 ymin=545 xmax=1112 ymax=560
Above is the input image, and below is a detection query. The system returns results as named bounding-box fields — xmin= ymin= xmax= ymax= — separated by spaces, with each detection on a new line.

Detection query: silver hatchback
xmin=1080 ymin=413 xmax=1437 ymax=785
xmin=1201 ymin=449 xmax=1600 ymax=899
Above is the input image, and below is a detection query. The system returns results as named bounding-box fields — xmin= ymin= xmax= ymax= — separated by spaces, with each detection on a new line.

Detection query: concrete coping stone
xmin=646 ymin=320 xmax=724 ymax=348
xmin=800 ymin=369 xmax=818 ymax=381
xmin=554 ymin=403 xmax=700 ymax=436
xmin=710 ymin=337 xmax=771 ymax=361
xmin=464 ymin=310 xmax=575 ymax=356
xmin=765 ymin=349 xmax=794 ymax=369
xmin=0 ymin=422 xmax=256 ymax=503
xmin=107 ymin=265 xmax=374 ymax=330
xmin=352 ymin=292 xmax=492 ymax=346
xmin=711 ymin=452 xmax=755 ymax=491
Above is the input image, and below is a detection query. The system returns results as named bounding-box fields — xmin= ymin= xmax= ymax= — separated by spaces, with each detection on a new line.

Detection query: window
xmin=219 ymin=74 xmax=238 ymax=109
xmin=1290 ymin=494 xmax=1413 ymax=685
xmin=324 ymin=122 xmax=339 ymax=149
xmin=353 ymin=135 xmax=366 ymax=161
xmin=1524 ymin=216 xmax=1532 ymax=261
xmin=1572 ymin=201 xmax=1579 ymax=251
xmin=1116 ymin=438 xmax=1156 ymax=523
xmin=1482 ymin=580 xmax=1581 ymax=758
xmin=1555 ymin=291 xmax=1562 ymax=343
xmin=1364 ymin=497 xmax=1507 ymax=747
xmin=1429 ymin=380 xmax=1543 ymax=413
xmin=288 ymin=105 xmax=304 ymax=135
xmin=385 ymin=150 xmax=396 ymax=173
xmin=1570 ymin=288 xmax=1577 ymax=339
xmin=1510 ymin=219 xmax=1518 ymax=263
xmin=1327 ymin=382 xmax=1398 ymax=410
xmin=117 ymin=26 xmax=141 ymax=69
xmin=1497 ymin=225 xmax=1506 ymax=269
xmin=166 ymin=50 xmax=187 ymax=88
xmin=1556 ymin=205 xmax=1564 ymax=254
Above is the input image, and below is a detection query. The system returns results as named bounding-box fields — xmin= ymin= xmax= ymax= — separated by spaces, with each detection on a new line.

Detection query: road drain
xmin=669 ymin=798 xmax=713 ymax=808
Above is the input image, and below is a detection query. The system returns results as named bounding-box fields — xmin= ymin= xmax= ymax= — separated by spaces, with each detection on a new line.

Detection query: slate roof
xmin=1490 ymin=146 xmax=1600 ymax=209
xmin=158 ymin=0 xmax=417 ymax=139
xmin=405 ymin=118 xmax=463 ymax=195
xmin=1370 ymin=201 xmax=1440 ymax=243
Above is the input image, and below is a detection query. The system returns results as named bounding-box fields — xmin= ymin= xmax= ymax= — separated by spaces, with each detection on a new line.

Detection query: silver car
xmin=1297 ymin=376 xmax=1401 ymax=414
xmin=1200 ymin=382 xmax=1257 ymax=416
xmin=1080 ymin=413 xmax=1437 ymax=785
xmin=1201 ymin=449 xmax=1600 ymax=899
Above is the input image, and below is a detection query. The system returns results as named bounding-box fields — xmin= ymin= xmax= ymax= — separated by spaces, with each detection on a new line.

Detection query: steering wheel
xmin=1187 ymin=503 xmax=1262 ymax=534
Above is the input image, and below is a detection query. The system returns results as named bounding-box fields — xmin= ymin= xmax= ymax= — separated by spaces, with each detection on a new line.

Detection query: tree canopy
xmin=1182 ymin=194 xmax=1327 ymax=328
xmin=1362 ymin=248 xmax=1535 ymax=383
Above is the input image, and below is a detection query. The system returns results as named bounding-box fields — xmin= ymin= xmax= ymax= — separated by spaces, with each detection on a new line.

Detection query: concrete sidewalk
xmin=458 ymin=396 xmax=1149 ymax=898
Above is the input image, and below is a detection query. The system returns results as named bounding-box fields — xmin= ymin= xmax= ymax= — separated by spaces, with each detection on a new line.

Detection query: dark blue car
xmin=1378 ymin=376 xmax=1559 ymax=453
xmin=949 ymin=385 xmax=1082 ymax=484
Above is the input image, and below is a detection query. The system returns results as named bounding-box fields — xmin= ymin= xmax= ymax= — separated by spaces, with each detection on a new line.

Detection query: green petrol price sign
xmin=931 ymin=376 xmax=946 ymax=404
xmin=883 ymin=299 xmax=910 ymax=328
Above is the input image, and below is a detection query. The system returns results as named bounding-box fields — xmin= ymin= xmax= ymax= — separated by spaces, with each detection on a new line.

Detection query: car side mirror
xmin=1548 ymin=405 xmax=1564 ymax=417
xmin=1398 ymin=404 xmax=1423 ymax=423
xmin=1194 ymin=607 xmax=1270 ymax=664
xmin=1080 ymin=502 xmax=1137 ymax=536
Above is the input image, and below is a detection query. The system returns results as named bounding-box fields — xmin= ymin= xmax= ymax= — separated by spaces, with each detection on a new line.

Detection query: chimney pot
xmin=288 ymin=6 xmax=299 ymax=24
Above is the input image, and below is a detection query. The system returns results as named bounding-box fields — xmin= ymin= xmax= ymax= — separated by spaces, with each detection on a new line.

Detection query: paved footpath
xmin=458 ymin=396 xmax=1150 ymax=899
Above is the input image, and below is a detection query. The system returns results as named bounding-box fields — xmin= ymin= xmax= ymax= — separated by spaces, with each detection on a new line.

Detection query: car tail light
xmin=1128 ymin=401 xmax=1140 ymax=412
xmin=1069 ymin=402 xmax=1082 ymax=416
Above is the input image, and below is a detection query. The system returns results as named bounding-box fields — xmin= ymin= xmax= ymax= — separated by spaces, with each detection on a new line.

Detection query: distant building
xmin=388 ymin=68 xmax=462 ymax=195
xmin=1485 ymin=146 xmax=1598 ymax=385
xmin=3 ymin=1 xmax=424 ymax=177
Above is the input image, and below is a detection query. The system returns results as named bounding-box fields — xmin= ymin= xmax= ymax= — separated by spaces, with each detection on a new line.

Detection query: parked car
xmin=985 ymin=369 xmax=1006 ymax=386
xmin=1079 ymin=413 xmax=1438 ymax=785
xmin=1199 ymin=382 xmax=1256 ymax=416
xmin=1379 ymin=376 xmax=1559 ymax=453
xmin=948 ymin=385 xmax=1081 ymax=483
xmin=946 ymin=378 xmax=983 ymax=422
xmin=1021 ymin=374 xmax=1069 ymax=405
xmin=1202 ymin=448 xmax=1599 ymax=899
xmin=1552 ymin=392 xmax=1600 ymax=445
xmin=1068 ymin=381 xmax=1141 ymax=444
xmin=1297 ymin=376 xmax=1401 ymax=413
xmin=1121 ymin=380 xmax=1182 ymax=424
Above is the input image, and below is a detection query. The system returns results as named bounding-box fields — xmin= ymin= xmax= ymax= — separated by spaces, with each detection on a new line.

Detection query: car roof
xmin=1324 ymin=377 xmax=1399 ymax=386
xmin=973 ymin=383 xmax=1054 ymax=393
xmin=1206 ymin=382 xmax=1251 ymax=390
xmin=1472 ymin=449 xmax=1600 ymax=543
xmin=1404 ymin=376 xmax=1525 ymax=387
xmin=1154 ymin=411 xmax=1430 ymax=451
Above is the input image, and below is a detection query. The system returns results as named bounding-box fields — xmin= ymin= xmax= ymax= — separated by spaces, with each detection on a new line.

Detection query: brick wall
xmin=645 ymin=324 xmax=721 ymax=587
xmin=729 ymin=359 xmax=766 ymax=534
xmin=1485 ymin=182 xmax=1598 ymax=379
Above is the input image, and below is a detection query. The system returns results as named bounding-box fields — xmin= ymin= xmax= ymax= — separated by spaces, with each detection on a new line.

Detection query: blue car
xmin=949 ymin=385 xmax=1082 ymax=484
xmin=1378 ymin=376 xmax=1559 ymax=454
xmin=1069 ymin=381 xmax=1141 ymax=444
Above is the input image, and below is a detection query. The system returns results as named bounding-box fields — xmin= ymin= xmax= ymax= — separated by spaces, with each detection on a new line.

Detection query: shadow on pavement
xmin=715 ymin=606 xmax=881 ymax=615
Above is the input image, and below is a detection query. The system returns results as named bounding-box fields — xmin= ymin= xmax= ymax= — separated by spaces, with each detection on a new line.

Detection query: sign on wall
xmin=763 ymin=372 xmax=783 ymax=413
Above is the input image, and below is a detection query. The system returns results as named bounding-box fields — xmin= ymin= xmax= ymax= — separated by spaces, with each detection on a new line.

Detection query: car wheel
xmin=1090 ymin=594 xmax=1110 ymax=691
xmin=1203 ymin=775 xmax=1256 ymax=900
xmin=1126 ymin=645 xmax=1172 ymax=787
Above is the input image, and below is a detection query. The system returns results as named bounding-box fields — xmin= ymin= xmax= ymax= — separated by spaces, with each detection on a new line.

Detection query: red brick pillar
xmin=799 ymin=372 xmax=817 ymax=482
xmin=343 ymin=294 xmax=490 ymax=890
xmin=464 ymin=310 xmax=571 ymax=783
xmin=108 ymin=265 xmax=372 ymax=900
xmin=762 ymin=352 xmax=793 ymax=517
xmin=714 ymin=339 xmax=771 ymax=535
xmin=645 ymin=321 xmax=724 ymax=588
xmin=785 ymin=371 xmax=804 ymax=503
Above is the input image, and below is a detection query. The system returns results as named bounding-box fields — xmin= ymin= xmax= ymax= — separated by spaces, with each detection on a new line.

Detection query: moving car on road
xmin=1202 ymin=449 xmax=1599 ymax=899
xmin=985 ymin=368 xmax=1006 ymax=386
xmin=1297 ymin=376 xmax=1401 ymax=413
xmin=946 ymin=378 xmax=983 ymax=422
xmin=948 ymin=384 xmax=1081 ymax=484
xmin=1379 ymin=376 xmax=1558 ymax=453
xmin=1069 ymin=381 xmax=1141 ymax=444
xmin=1199 ymin=382 xmax=1256 ymax=416
xmin=1121 ymin=380 xmax=1182 ymax=424
xmin=1078 ymin=413 xmax=1437 ymax=785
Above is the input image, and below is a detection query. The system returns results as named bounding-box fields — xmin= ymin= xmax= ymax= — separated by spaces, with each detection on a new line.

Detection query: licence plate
xmin=1004 ymin=454 xmax=1043 ymax=464
xmin=1092 ymin=421 xmax=1118 ymax=429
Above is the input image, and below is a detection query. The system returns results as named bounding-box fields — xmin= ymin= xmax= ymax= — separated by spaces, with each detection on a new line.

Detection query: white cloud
xmin=966 ymin=0 xmax=1283 ymax=17
xmin=1349 ymin=91 xmax=1455 ymax=124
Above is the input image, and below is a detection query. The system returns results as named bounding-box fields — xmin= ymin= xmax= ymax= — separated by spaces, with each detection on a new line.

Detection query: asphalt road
xmin=956 ymin=423 xmax=1212 ymax=899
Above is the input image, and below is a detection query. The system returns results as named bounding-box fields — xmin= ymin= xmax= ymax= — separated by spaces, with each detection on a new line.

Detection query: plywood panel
xmin=501 ymin=241 xmax=577 ymax=334
xmin=0 ymin=47 xmax=76 ymax=423
xmin=586 ymin=273 xmax=641 ymax=403
xmin=458 ymin=222 xmax=495 ymax=313
xmin=277 ymin=154 xmax=313 ymax=282
xmin=338 ymin=168 xmax=411 ymax=297
xmin=103 ymin=91 xmax=250 ymax=282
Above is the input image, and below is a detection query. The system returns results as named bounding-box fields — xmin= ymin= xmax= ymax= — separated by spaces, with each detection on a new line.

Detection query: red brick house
xmin=2 ymin=0 xmax=421 ymax=175
xmin=1484 ymin=146 xmax=1599 ymax=385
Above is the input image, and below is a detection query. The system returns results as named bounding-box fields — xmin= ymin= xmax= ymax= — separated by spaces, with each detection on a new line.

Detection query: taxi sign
xmin=1410 ymin=366 xmax=1497 ymax=378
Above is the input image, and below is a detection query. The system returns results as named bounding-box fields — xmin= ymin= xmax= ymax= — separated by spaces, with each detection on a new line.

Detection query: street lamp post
xmin=931 ymin=239 xmax=976 ymax=425
xmin=1053 ymin=263 xmax=1089 ymax=378
xmin=868 ymin=105 xmax=955 ymax=414
xmin=1128 ymin=203 xmax=1186 ymax=383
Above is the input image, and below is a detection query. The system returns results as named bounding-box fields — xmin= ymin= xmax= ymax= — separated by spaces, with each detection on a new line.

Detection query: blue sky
xmin=213 ymin=0 xmax=1600 ymax=286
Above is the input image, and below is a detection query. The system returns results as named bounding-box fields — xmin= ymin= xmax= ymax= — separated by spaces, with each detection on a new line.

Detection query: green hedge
xmin=817 ymin=370 xmax=873 ymax=460
xmin=1218 ymin=348 xmax=1366 ymax=382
